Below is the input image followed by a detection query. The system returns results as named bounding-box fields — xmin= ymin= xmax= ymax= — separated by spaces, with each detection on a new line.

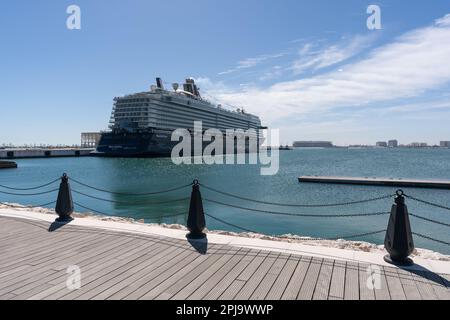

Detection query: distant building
xmin=293 ymin=141 xmax=334 ymax=148
xmin=376 ymin=141 xmax=387 ymax=147
xmin=388 ymin=140 xmax=398 ymax=148
xmin=81 ymin=132 xmax=102 ymax=148
xmin=409 ymin=142 xmax=428 ymax=148
xmin=440 ymin=141 xmax=450 ymax=148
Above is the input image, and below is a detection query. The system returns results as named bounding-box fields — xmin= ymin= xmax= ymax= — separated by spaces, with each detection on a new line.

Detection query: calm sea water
xmin=1 ymin=148 xmax=449 ymax=254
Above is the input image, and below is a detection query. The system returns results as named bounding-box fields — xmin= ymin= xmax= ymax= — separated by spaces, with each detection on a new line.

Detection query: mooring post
xmin=186 ymin=179 xmax=206 ymax=239
xmin=55 ymin=173 xmax=74 ymax=222
xmin=384 ymin=190 xmax=414 ymax=265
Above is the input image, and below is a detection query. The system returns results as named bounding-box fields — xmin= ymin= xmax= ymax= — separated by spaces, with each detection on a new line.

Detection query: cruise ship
xmin=94 ymin=78 xmax=265 ymax=157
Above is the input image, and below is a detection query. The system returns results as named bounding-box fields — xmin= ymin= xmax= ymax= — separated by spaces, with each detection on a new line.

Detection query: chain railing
xmin=203 ymin=198 xmax=391 ymax=218
xmin=72 ymin=188 xmax=190 ymax=206
xmin=73 ymin=201 xmax=186 ymax=219
xmin=404 ymin=194 xmax=450 ymax=212
xmin=70 ymin=177 xmax=192 ymax=196
xmin=1 ymin=174 xmax=449 ymax=265
xmin=0 ymin=177 xmax=60 ymax=191
xmin=201 ymin=183 xmax=394 ymax=207
xmin=205 ymin=211 xmax=386 ymax=240
xmin=0 ymin=188 xmax=59 ymax=196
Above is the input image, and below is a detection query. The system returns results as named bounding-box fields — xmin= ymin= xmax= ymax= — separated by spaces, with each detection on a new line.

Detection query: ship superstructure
xmin=95 ymin=78 xmax=264 ymax=157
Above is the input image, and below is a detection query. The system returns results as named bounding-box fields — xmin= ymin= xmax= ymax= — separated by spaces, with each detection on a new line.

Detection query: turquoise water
xmin=1 ymin=148 xmax=449 ymax=254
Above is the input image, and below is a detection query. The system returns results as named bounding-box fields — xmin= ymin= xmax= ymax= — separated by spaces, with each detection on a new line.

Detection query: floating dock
xmin=298 ymin=176 xmax=450 ymax=189
xmin=0 ymin=161 xmax=17 ymax=169
xmin=0 ymin=148 xmax=94 ymax=160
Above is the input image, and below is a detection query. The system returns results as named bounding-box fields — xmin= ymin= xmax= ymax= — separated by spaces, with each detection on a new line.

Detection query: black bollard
xmin=384 ymin=190 xmax=414 ymax=266
xmin=186 ymin=180 xmax=206 ymax=239
xmin=55 ymin=173 xmax=74 ymax=222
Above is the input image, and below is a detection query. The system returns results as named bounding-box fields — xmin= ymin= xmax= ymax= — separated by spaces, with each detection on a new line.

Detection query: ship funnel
xmin=184 ymin=78 xmax=200 ymax=97
xmin=156 ymin=77 xmax=164 ymax=90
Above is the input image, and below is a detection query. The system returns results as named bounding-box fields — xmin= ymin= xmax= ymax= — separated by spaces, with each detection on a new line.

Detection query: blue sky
xmin=1 ymin=0 xmax=450 ymax=146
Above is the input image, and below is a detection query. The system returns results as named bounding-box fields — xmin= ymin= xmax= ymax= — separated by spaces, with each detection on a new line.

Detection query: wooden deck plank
xmin=0 ymin=269 xmax=56 ymax=297
xmin=411 ymin=271 xmax=438 ymax=300
xmin=171 ymin=248 xmax=242 ymax=300
xmin=424 ymin=272 xmax=450 ymax=300
xmin=0 ymin=223 xmax=46 ymax=245
xmin=0 ymin=230 xmax=103 ymax=272
xmin=265 ymin=258 xmax=299 ymax=300
xmin=1 ymin=216 xmax=447 ymax=301
xmin=108 ymin=245 xmax=202 ymax=300
xmin=313 ymin=258 xmax=334 ymax=300
xmin=374 ymin=267 xmax=391 ymax=300
xmin=0 ymin=233 xmax=124 ymax=289
xmin=155 ymin=247 xmax=233 ymax=300
xmin=236 ymin=251 xmax=268 ymax=282
xmin=383 ymin=266 xmax=406 ymax=300
xmin=250 ymin=255 xmax=288 ymax=300
xmin=297 ymin=257 xmax=322 ymax=300
xmin=233 ymin=252 xmax=279 ymax=300
xmin=59 ymin=241 xmax=185 ymax=300
xmin=218 ymin=280 xmax=247 ymax=300
xmin=0 ymin=230 xmax=89 ymax=268
xmin=133 ymin=249 xmax=213 ymax=300
xmin=79 ymin=244 xmax=181 ymax=300
xmin=329 ymin=260 xmax=345 ymax=299
xmin=133 ymin=245 xmax=226 ymax=300
xmin=202 ymin=249 xmax=257 ymax=300
xmin=12 ymin=237 xmax=153 ymax=300
xmin=10 ymin=238 xmax=147 ymax=300
xmin=281 ymin=256 xmax=311 ymax=300
xmin=344 ymin=261 xmax=359 ymax=300
xmin=26 ymin=240 xmax=174 ymax=300
xmin=359 ymin=263 xmax=375 ymax=300
xmin=397 ymin=268 xmax=422 ymax=300
xmin=187 ymin=248 xmax=248 ymax=300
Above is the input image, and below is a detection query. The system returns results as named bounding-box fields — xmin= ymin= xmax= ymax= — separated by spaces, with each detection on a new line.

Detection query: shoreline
xmin=1 ymin=202 xmax=448 ymax=263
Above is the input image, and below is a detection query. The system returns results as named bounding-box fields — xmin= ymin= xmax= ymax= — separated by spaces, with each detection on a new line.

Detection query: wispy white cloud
xmin=436 ymin=13 xmax=450 ymax=26
xmin=258 ymin=65 xmax=283 ymax=81
xmin=218 ymin=52 xmax=286 ymax=75
xmin=290 ymin=35 xmax=375 ymax=75
xmin=204 ymin=14 xmax=450 ymax=125
xmin=379 ymin=96 xmax=450 ymax=115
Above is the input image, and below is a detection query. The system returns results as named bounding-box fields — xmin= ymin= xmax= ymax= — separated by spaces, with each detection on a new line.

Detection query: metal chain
xmin=0 ymin=188 xmax=59 ymax=196
xmin=73 ymin=201 xmax=186 ymax=219
xmin=203 ymin=198 xmax=390 ymax=218
xmin=409 ymin=213 xmax=450 ymax=228
xmin=205 ymin=212 xmax=259 ymax=233
xmin=404 ymin=194 xmax=450 ymax=212
xmin=0 ymin=178 xmax=60 ymax=191
xmin=205 ymin=212 xmax=386 ymax=240
xmin=412 ymin=232 xmax=450 ymax=246
xmin=72 ymin=189 xmax=190 ymax=206
xmin=70 ymin=178 xmax=192 ymax=196
xmin=201 ymin=183 xmax=394 ymax=207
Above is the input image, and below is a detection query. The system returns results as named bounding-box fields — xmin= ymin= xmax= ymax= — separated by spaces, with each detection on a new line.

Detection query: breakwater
xmin=0 ymin=161 xmax=17 ymax=169
xmin=0 ymin=148 xmax=93 ymax=159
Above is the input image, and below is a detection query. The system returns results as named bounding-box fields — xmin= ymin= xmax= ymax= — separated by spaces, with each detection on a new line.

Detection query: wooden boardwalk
xmin=0 ymin=216 xmax=448 ymax=300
